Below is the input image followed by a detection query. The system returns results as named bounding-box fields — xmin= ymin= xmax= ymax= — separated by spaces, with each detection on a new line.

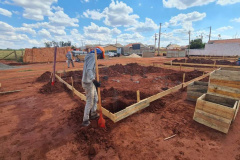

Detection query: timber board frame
xmin=55 ymin=65 xmax=215 ymax=123
xmin=164 ymin=61 xmax=240 ymax=69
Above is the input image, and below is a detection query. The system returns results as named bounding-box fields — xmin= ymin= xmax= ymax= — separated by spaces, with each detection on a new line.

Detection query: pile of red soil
xmin=68 ymin=99 xmax=116 ymax=158
xmin=36 ymin=71 xmax=51 ymax=82
xmin=39 ymin=81 xmax=65 ymax=94
xmin=166 ymin=70 xmax=204 ymax=82
xmin=173 ymin=58 xmax=235 ymax=65
xmin=100 ymin=63 xmax=174 ymax=77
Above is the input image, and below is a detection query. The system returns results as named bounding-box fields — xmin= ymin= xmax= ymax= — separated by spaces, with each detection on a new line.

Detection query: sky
xmin=0 ymin=0 xmax=240 ymax=49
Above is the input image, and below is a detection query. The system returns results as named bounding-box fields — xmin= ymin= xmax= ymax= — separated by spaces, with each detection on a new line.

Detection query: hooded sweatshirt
xmin=82 ymin=53 xmax=96 ymax=83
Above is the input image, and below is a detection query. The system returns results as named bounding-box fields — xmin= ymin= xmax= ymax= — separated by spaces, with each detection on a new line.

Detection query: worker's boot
xmin=81 ymin=120 xmax=90 ymax=127
xmin=90 ymin=113 xmax=99 ymax=120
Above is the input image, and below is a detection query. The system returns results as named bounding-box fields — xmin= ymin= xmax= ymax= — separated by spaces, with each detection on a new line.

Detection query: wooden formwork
xmin=189 ymin=56 xmax=239 ymax=61
xmin=208 ymin=68 xmax=240 ymax=100
xmin=193 ymin=93 xmax=240 ymax=133
xmin=55 ymin=67 xmax=214 ymax=123
xmin=187 ymin=81 xmax=208 ymax=102
xmin=164 ymin=61 xmax=240 ymax=69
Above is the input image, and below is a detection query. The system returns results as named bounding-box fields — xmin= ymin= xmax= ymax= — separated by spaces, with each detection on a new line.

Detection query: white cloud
xmin=126 ymin=18 xmax=158 ymax=32
xmin=83 ymin=0 xmax=139 ymax=27
xmin=216 ymin=26 xmax=233 ymax=32
xmin=84 ymin=22 xmax=111 ymax=34
xmin=11 ymin=0 xmax=57 ymax=21
xmin=0 ymin=7 xmax=12 ymax=17
xmin=162 ymin=0 xmax=240 ymax=10
xmin=216 ymin=0 xmax=240 ymax=5
xmin=0 ymin=21 xmax=15 ymax=34
xmin=12 ymin=10 xmax=20 ymax=15
xmin=162 ymin=0 xmax=215 ymax=10
xmin=112 ymin=27 xmax=121 ymax=35
xmin=231 ymin=17 xmax=240 ymax=23
xmin=165 ymin=11 xmax=206 ymax=31
xmin=15 ymin=27 xmax=36 ymax=35
xmin=38 ymin=29 xmax=51 ymax=38
xmin=48 ymin=10 xmax=79 ymax=27
xmin=83 ymin=9 xmax=104 ymax=20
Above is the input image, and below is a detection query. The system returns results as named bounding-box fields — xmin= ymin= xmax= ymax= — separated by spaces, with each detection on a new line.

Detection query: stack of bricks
xmin=23 ymin=47 xmax=71 ymax=63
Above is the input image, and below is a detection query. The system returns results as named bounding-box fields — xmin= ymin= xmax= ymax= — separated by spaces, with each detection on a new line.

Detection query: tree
xmin=190 ymin=39 xmax=205 ymax=49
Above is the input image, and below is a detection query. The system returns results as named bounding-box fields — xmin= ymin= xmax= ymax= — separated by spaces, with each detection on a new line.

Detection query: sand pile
xmin=128 ymin=53 xmax=142 ymax=58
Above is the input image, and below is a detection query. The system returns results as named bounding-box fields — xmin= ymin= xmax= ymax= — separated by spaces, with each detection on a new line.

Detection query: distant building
xmin=103 ymin=43 xmax=123 ymax=52
xmin=166 ymin=44 xmax=181 ymax=50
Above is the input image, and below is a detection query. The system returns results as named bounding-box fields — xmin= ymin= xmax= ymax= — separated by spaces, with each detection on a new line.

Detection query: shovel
xmin=94 ymin=49 xmax=106 ymax=128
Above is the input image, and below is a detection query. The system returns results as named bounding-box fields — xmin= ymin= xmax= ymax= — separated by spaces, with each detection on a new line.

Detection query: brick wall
xmin=23 ymin=47 xmax=71 ymax=63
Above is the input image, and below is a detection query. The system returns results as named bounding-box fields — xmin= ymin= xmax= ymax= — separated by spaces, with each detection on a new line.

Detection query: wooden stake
xmin=171 ymin=60 xmax=172 ymax=66
xmin=182 ymin=73 xmax=185 ymax=88
xmin=214 ymin=60 xmax=216 ymax=68
xmin=180 ymin=64 xmax=182 ymax=71
xmin=137 ymin=90 xmax=140 ymax=102
xmin=164 ymin=134 xmax=176 ymax=141
xmin=71 ymin=76 xmax=74 ymax=96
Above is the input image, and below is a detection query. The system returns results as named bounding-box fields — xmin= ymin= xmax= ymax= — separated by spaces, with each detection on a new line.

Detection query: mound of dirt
xmin=166 ymin=70 xmax=204 ymax=82
xmin=173 ymin=58 xmax=235 ymax=65
xmin=39 ymin=81 xmax=65 ymax=94
xmin=36 ymin=71 xmax=51 ymax=82
xmin=100 ymin=63 xmax=173 ymax=77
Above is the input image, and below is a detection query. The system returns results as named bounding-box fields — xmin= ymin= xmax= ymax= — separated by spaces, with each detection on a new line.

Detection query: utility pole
xmin=188 ymin=30 xmax=191 ymax=56
xmin=157 ymin=23 xmax=161 ymax=56
xmin=154 ymin=33 xmax=157 ymax=51
xmin=209 ymin=26 xmax=211 ymax=42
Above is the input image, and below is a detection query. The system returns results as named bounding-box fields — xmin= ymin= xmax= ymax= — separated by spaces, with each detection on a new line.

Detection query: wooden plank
xmin=164 ymin=61 xmax=240 ymax=69
xmin=0 ymin=90 xmax=21 ymax=94
xmin=137 ymin=90 xmax=140 ymax=102
xmin=193 ymin=109 xmax=231 ymax=134
xmin=187 ymin=91 xmax=205 ymax=102
xmin=208 ymin=85 xmax=240 ymax=99
xmin=196 ymin=97 xmax=236 ymax=120
xmin=233 ymin=102 xmax=239 ymax=121
xmin=114 ymin=99 xmax=150 ymax=122
xmin=210 ymin=79 xmax=240 ymax=89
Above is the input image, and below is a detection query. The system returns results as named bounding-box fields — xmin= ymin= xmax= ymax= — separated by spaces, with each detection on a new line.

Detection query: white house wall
xmin=189 ymin=43 xmax=240 ymax=56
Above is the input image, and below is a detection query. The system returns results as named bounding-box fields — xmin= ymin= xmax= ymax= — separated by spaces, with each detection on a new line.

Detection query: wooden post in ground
xmin=14 ymin=50 xmax=17 ymax=61
xmin=71 ymin=76 xmax=74 ymax=96
xmin=182 ymin=73 xmax=185 ymax=88
xmin=137 ymin=90 xmax=140 ymax=102
xmin=171 ymin=60 xmax=172 ymax=66
xmin=180 ymin=64 xmax=182 ymax=71
xmin=214 ymin=60 xmax=216 ymax=68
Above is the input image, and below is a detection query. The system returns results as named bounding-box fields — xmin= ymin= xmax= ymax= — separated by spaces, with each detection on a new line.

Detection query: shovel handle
xmin=94 ymin=49 xmax=102 ymax=110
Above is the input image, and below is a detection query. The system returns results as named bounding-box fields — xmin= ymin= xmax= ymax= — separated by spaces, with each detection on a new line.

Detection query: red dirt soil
xmin=1 ymin=58 xmax=240 ymax=160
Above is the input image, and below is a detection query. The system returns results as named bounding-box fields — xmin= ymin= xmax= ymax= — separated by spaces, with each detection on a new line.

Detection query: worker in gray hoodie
xmin=81 ymin=49 xmax=102 ymax=126
xmin=66 ymin=50 xmax=75 ymax=68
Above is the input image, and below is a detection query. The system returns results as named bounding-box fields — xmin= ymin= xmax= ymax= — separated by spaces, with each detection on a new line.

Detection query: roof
xmin=125 ymin=43 xmax=145 ymax=47
xmin=103 ymin=43 xmax=123 ymax=48
xmin=208 ymin=39 xmax=240 ymax=44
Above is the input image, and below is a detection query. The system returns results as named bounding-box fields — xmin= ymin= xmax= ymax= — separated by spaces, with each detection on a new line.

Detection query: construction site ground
xmin=0 ymin=57 xmax=240 ymax=160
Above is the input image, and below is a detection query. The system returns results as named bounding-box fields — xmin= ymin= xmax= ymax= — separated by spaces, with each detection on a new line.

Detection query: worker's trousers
xmin=67 ymin=59 xmax=75 ymax=68
xmin=82 ymin=82 xmax=98 ymax=121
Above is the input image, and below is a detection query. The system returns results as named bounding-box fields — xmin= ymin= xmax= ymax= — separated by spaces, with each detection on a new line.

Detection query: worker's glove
xmin=93 ymin=80 xmax=101 ymax=87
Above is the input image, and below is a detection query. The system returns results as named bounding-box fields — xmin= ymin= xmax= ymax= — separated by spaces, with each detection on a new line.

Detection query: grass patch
xmin=18 ymin=69 xmax=33 ymax=72
xmin=0 ymin=50 xmax=25 ymax=61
